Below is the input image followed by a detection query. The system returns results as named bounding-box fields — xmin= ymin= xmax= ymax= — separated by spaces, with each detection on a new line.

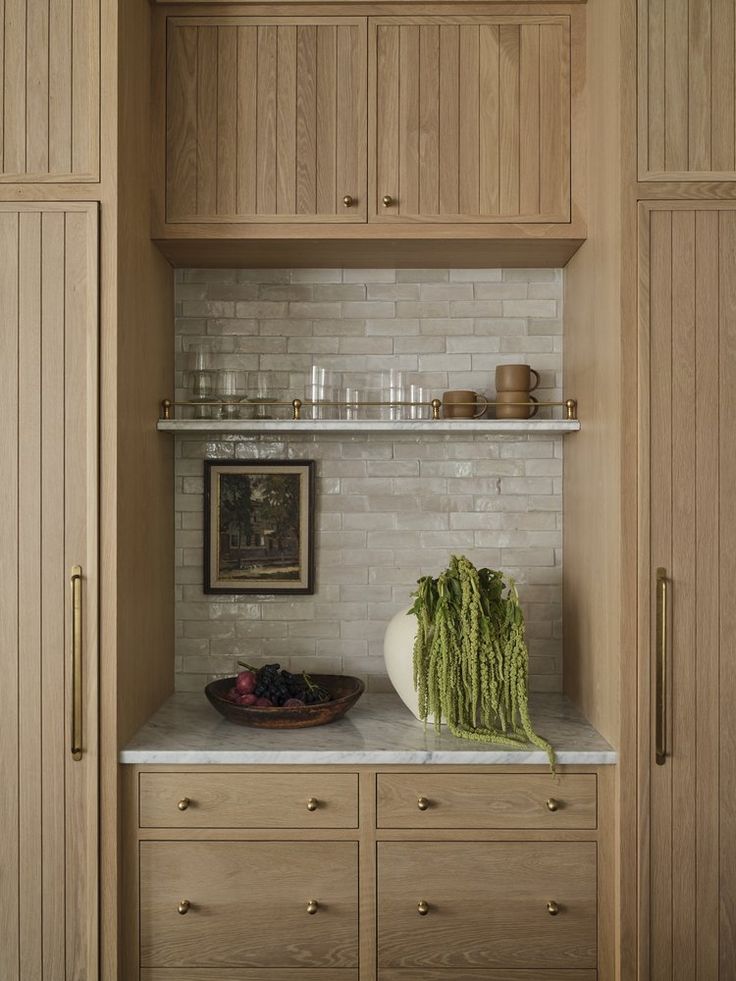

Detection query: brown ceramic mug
xmin=495 ymin=390 xmax=539 ymax=420
xmin=495 ymin=363 xmax=540 ymax=393
xmin=442 ymin=390 xmax=489 ymax=419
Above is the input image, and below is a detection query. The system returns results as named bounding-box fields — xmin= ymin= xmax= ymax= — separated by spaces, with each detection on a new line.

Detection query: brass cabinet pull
xmin=546 ymin=798 xmax=559 ymax=812
xmin=178 ymin=900 xmax=191 ymax=915
xmin=306 ymin=899 xmax=319 ymax=914
xmin=417 ymin=796 xmax=430 ymax=811
xmin=343 ymin=195 xmax=355 ymax=207
xmin=382 ymin=194 xmax=394 ymax=207
xmin=70 ymin=566 xmax=83 ymax=761
xmin=656 ymin=568 xmax=668 ymax=765
xmin=547 ymin=901 xmax=560 ymax=916
xmin=306 ymin=797 xmax=319 ymax=811
xmin=417 ymin=900 xmax=429 ymax=916
xmin=178 ymin=798 xmax=191 ymax=811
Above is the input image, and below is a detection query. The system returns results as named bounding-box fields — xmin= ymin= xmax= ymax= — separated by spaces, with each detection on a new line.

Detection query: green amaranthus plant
xmin=409 ymin=555 xmax=554 ymax=766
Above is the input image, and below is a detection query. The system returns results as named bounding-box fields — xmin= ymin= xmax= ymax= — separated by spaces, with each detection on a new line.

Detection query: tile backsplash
xmin=174 ymin=268 xmax=563 ymax=694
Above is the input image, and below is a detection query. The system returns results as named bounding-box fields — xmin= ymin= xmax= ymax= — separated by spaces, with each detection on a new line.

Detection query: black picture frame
xmin=203 ymin=460 xmax=316 ymax=595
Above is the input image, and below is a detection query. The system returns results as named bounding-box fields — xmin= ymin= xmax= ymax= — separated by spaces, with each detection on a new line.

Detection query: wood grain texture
xmin=378 ymin=841 xmax=597 ymax=969
xmin=379 ymin=972 xmax=596 ymax=981
xmin=639 ymin=0 xmax=736 ymax=179
xmin=140 ymin=771 xmax=359 ymax=828
xmin=0 ymin=0 xmax=99 ymax=181
xmin=142 ymin=972 xmax=357 ymax=981
xmin=140 ymin=841 xmax=359 ymax=968
xmin=371 ymin=15 xmax=571 ymax=222
xmin=377 ymin=772 xmax=597 ymax=829
xmin=165 ymin=16 xmax=367 ymax=222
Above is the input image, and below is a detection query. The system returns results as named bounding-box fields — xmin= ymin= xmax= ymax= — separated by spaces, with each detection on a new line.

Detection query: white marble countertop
xmin=120 ymin=692 xmax=616 ymax=765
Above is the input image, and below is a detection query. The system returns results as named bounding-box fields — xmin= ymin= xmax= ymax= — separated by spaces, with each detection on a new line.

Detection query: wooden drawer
xmin=378 ymin=841 xmax=596 ymax=970
xmin=142 ymin=972 xmax=357 ymax=981
xmin=377 ymin=772 xmax=597 ymax=829
xmin=139 ymin=771 xmax=358 ymax=828
xmin=379 ymin=973 xmax=596 ymax=981
xmin=140 ymin=841 xmax=359 ymax=968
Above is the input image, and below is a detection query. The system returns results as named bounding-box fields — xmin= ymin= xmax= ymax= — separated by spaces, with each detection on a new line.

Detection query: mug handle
xmin=529 ymin=369 xmax=540 ymax=392
xmin=474 ymin=394 xmax=490 ymax=419
xmin=528 ymin=395 xmax=539 ymax=418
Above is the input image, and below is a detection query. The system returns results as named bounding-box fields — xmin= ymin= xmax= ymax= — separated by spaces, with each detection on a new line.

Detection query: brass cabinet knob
xmin=306 ymin=899 xmax=319 ymax=914
xmin=307 ymin=797 xmax=319 ymax=811
xmin=177 ymin=797 xmax=191 ymax=811
xmin=343 ymin=195 xmax=355 ymax=207
xmin=382 ymin=194 xmax=394 ymax=207
xmin=417 ymin=900 xmax=429 ymax=916
xmin=417 ymin=796 xmax=430 ymax=811
xmin=546 ymin=798 xmax=559 ymax=812
xmin=177 ymin=900 xmax=191 ymax=915
xmin=547 ymin=900 xmax=560 ymax=916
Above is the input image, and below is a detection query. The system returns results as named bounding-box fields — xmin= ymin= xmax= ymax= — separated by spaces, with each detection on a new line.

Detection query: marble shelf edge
xmin=157 ymin=419 xmax=581 ymax=435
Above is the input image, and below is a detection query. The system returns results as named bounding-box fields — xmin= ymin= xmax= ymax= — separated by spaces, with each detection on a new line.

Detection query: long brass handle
xmin=70 ymin=566 xmax=83 ymax=761
xmin=655 ymin=567 xmax=668 ymax=765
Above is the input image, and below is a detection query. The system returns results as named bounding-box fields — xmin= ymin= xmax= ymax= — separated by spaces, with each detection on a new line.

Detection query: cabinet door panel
xmin=166 ymin=17 xmax=367 ymax=223
xmin=371 ymin=16 xmax=570 ymax=223
xmin=639 ymin=202 xmax=736 ymax=978
xmin=0 ymin=0 xmax=99 ymax=182
xmin=0 ymin=202 xmax=98 ymax=980
xmin=378 ymin=842 xmax=596 ymax=970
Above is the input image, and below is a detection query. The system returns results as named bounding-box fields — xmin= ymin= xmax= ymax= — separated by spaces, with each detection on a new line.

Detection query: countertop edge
xmin=119 ymin=749 xmax=618 ymax=765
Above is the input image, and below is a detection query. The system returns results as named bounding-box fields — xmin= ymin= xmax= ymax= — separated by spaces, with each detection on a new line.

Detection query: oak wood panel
xmin=0 ymin=0 xmax=99 ymax=181
xmin=378 ymin=841 xmax=597 ymax=969
xmin=371 ymin=14 xmax=571 ymax=222
xmin=140 ymin=841 xmax=359 ymax=968
xmin=377 ymin=772 xmax=597 ymax=829
xmin=0 ymin=202 xmax=98 ymax=981
xmin=139 ymin=771 xmax=359 ymax=828
xmin=379 ymin=973 xmax=597 ymax=981
xmin=639 ymin=0 xmax=736 ymax=180
xmin=165 ymin=16 xmax=367 ymax=222
xmin=142 ymin=972 xmax=357 ymax=981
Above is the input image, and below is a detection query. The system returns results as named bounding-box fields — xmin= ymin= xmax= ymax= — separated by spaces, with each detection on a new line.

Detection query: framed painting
xmin=204 ymin=460 xmax=315 ymax=594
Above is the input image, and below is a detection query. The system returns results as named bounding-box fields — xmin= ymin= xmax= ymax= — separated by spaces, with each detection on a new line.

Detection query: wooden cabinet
xmin=639 ymin=201 xmax=736 ymax=977
xmin=0 ymin=0 xmax=99 ymax=182
xmin=165 ymin=16 xmax=367 ymax=222
xmin=0 ymin=202 xmax=99 ymax=979
xmin=371 ymin=15 xmax=571 ymax=222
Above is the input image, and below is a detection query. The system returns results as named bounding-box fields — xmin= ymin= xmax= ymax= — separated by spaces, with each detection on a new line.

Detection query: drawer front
xmin=377 ymin=773 xmax=597 ymax=829
xmin=142 ymin=971 xmax=357 ymax=981
xmin=140 ymin=841 xmax=359 ymax=968
xmin=380 ymin=973 xmax=596 ymax=981
xmin=378 ymin=841 xmax=597 ymax=970
xmin=139 ymin=771 xmax=358 ymax=828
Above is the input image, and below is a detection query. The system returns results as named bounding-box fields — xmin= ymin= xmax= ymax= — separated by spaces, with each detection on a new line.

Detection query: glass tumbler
xmin=409 ymin=384 xmax=430 ymax=420
xmin=343 ymin=386 xmax=361 ymax=421
xmin=217 ymin=370 xmax=244 ymax=419
xmin=382 ymin=369 xmax=404 ymax=421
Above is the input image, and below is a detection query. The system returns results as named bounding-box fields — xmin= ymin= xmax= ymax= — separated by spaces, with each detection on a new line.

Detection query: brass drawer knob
xmin=382 ymin=194 xmax=394 ymax=208
xmin=177 ymin=797 xmax=191 ymax=811
xmin=417 ymin=796 xmax=430 ymax=811
xmin=546 ymin=798 xmax=559 ymax=812
xmin=306 ymin=899 xmax=319 ymax=914
xmin=547 ymin=900 xmax=560 ymax=916
xmin=343 ymin=195 xmax=355 ymax=207
xmin=417 ymin=900 xmax=429 ymax=916
xmin=307 ymin=797 xmax=319 ymax=812
xmin=178 ymin=900 xmax=191 ymax=915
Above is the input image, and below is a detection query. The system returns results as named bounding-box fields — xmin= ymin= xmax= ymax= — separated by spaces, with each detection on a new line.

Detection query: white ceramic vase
xmin=383 ymin=607 xmax=443 ymax=724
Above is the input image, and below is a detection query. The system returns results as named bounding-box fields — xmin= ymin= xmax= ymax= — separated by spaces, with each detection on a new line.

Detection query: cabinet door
xmin=0 ymin=203 xmax=98 ymax=979
xmin=639 ymin=203 xmax=736 ymax=977
xmin=165 ymin=17 xmax=367 ymax=223
xmin=371 ymin=15 xmax=570 ymax=222
xmin=638 ymin=0 xmax=736 ymax=180
xmin=0 ymin=0 xmax=99 ymax=181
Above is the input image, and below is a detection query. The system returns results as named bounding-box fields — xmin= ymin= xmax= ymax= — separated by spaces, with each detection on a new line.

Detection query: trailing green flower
xmin=408 ymin=555 xmax=554 ymax=767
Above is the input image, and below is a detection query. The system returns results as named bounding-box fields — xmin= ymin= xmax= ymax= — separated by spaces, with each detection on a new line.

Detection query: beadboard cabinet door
xmin=0 ymin=203 xmax=99 ymax=980
xmin=164 ymin=17 xmax=367 ymax=223
xmin=0 ymin=0 xmax=100 ymax=182
xmin=639 ymin=202 xmax=736 ymax=977
xmin=370 ymin=15 xmax=571 ymax=222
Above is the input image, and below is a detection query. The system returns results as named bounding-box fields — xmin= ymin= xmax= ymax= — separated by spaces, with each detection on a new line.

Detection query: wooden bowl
xmin=204 ymin=674 xmax=365 ymax=729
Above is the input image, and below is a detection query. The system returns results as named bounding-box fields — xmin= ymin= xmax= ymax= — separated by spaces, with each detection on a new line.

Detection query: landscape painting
xmin=204 ymin=460 xmax=315 ymax=594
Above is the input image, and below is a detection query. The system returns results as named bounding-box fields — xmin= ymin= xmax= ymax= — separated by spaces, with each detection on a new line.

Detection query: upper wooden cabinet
xmin=639 ymin=0 xmax=736 ymax=180
xmin=372 ymin=15 xmax=571 ymax=222
xmin=0 ymin=0 xmax=99 ymax=182
xmin=165 ymin=17 xmax=367 ymax=222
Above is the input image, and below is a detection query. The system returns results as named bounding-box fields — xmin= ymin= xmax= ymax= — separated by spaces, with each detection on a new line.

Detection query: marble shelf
xmin=120 ymin=692 xmax=616 ymax=766
xmin=157 ymin=418 xmax=580 ymax=436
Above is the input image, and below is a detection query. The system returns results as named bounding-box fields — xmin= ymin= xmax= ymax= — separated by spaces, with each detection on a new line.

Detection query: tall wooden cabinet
xmin=0 ymin=202 xmax=99 ymax=980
